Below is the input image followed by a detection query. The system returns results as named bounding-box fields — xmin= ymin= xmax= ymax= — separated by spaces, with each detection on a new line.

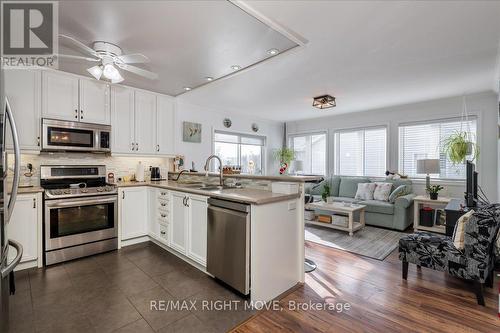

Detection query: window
xmin=334 ymin=127 xmax=387 ymax=176
xmin=399 ymin=118 xmax=477 ymax=179
xmin=288 ymin=133 xmax=327 ymax=175
xmin=213 ymin=131 xmax=265 ymax=174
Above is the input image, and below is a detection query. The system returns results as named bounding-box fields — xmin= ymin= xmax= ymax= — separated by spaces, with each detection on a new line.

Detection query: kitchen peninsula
xmin=116 ymin=172 xmax=322 ymax=304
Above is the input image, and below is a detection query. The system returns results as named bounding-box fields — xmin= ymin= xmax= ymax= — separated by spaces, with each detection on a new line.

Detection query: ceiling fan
xmin=57 ymin=34 xmax=159 ymax=83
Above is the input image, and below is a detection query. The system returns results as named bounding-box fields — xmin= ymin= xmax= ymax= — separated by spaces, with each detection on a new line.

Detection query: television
xmin=465 ymin=160 xmax=478 ymax=207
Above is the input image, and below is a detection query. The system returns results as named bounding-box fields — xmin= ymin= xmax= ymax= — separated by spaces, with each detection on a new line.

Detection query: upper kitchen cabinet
xmin=111 ymin=85 xmax=135 ymax=153
xmin=42 ymin=71 xmax=111 ymax=125
xmin=134 ymin=90 xmax=157 ymax=155
xmin=79 ymin=78 xmax=111 ymax=124
xmin=156 ymin=95 xmax=175 ymax=155
xmin=4 ymin=68 xmax=41 ymax=151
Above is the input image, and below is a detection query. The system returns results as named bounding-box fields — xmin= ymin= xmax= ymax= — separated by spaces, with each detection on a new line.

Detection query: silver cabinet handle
xmin=75 ymin=109 xmax=78 ymax=119
xmin=131 ymin=142 xmax=134 ymax=151
xmin=80 ymin=110 xmax=83 ymax=119
xmin=37 ymin=136 xmax=40 ymax=146
xmin=33 ymin=198 xmax=36 ymax=209
xmin=161 ymin=192 xmax=167 ymax=196
xmin=4 ymin=98 xmax=21 ymax=221
xmin=160 ymin=203 xmax=167 ymax=207
xmin=160 ymin=214 xmax=167 ymax=218
xmin=122 ymin=191 xmax=125 ymax=199
xmin=185 ymin=196 xmax=189 ymax=208
xmin=136 ymin=142 xmax=139 ymax=151
xmin=1 ymin=239 xmax=23 ymax=278
xmin=160 ymin=231 xmax=166 ymax=235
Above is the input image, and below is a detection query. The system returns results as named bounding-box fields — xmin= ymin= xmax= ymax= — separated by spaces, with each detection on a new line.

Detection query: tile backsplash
xmin=9 ymin=153 xmax=172 ymax=185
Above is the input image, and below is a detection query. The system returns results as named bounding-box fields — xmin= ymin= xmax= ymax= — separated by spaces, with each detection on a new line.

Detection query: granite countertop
xmin=15 ymin=186 xmax=45 ymax=194
xmin=116 ymin=180 xmax=300 ymax=205
xmin=168 ymin=171 xmax=324 ymax=183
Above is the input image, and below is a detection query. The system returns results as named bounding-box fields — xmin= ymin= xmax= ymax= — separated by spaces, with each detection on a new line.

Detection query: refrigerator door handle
xmin=1 ymin=239 xmax=23 ymax=278
xmin=5 ymin=97 xmax=21 ymax=221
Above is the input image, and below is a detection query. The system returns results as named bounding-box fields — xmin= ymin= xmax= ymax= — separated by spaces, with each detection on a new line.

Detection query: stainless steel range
xmin=41 ymin=165 xmax=118 ymax=265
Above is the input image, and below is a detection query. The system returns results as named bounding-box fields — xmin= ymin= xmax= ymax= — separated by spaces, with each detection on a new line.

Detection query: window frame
xmin=398 ymin=116 xmax=478 ymax=181
xmin=212 ymin=129 xmax=267 ymax=175
xmin=287 ymin=130 xmax=328 ymax=176
xmin=333 ymin=125 xmax=388 ymax=177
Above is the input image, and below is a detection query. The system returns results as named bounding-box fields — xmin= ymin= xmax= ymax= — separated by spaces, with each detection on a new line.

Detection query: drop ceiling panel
xmin=57 ymin=0 xmax=299 ymax=96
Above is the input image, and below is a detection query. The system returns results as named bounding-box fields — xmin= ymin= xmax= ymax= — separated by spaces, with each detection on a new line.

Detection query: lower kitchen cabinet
xmin=7 ymin=193 xmax=42 ymax=269
xmin=170 ymin=191 xmax=208 ymax=266
xmin=119 ymin=187 xmax=148 ymax=241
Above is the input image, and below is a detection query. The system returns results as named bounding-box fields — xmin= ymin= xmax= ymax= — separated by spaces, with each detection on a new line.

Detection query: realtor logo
xmin=1 ymin=1 xmax=58 ymax=67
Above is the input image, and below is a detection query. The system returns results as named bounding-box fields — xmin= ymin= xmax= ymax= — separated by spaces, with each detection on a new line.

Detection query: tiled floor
xmin=7 ymin=242 xmax=256 ymax=332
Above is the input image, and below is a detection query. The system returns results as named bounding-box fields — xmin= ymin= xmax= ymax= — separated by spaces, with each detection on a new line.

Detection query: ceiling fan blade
xmin=116 ymin=53 xmax=149 ymax=64
xmin=116 ymin=64 xmax=158 ymax=80
xmin=56 ymin=54 xmax=100 ymax=62
xmin=59 ymin=34 xmax=99 ymax=57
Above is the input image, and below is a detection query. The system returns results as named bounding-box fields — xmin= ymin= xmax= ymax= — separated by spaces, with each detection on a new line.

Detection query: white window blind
xmin=213 ymin=131 xmax=265 ymax=174
xmin=398 ymin=118 xmax=477 ymax=179
xmin=335 ymin=127 xmax=387 ymax=177
xmin=288 ymin=133 xmax=327 ymax=175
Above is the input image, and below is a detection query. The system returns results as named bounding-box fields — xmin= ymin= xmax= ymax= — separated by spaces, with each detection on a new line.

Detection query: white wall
xmin=174 ymin=101 xmax=284 ymax=175
xmin=286 ymin=91 xmax=499 ymax=202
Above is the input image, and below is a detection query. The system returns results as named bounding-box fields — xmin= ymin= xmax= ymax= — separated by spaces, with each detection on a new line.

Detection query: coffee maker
xmin=150 ymin=166 xmax=162 ymax=180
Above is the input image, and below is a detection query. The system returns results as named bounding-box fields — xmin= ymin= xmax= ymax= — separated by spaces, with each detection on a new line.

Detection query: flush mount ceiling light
xmin=312 ymin=94 xmax=336 ymax=109
xmin=230 ymin=65 xmax=241 ymax=71
xmin=184 ymin=87 xmax=192 ymax=91
xmin=267 ymin=48 xmax=279 ymax=55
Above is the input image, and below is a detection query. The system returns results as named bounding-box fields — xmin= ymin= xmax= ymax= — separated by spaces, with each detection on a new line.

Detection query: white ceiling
xmin=58 ymin=1 xmax=500 ymax=122
xmin=57 ymin=0 xmax=298 ymax=96
xmin=179 ymin=0 xmax=500 ymax=121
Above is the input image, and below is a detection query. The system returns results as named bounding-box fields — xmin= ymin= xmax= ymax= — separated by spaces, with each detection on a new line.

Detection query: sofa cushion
xmin=355 ymin=183 xmax=376 ymax=200
xmin=373 ymin=182 xmax=393 ymax=201
xmin=360 ymin=200 xmax=395 ymax=215
xmin=338 ymin=177 xmax=371 ymax=198
xmin=331 ymin=176 xmax=341 ymax=197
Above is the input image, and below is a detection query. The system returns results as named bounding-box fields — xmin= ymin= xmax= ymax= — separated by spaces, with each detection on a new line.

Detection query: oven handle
xmin=46 ymin=196 xmax=117 ymax=208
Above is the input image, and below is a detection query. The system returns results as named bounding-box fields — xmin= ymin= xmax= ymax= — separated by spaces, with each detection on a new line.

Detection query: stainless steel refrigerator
xmin=0 ymin=68 xmax=24 ymax=331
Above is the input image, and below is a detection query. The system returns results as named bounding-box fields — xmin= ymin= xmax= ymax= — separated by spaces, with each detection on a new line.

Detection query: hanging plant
xmin=442 ymin=131 xmax=479 ymax=165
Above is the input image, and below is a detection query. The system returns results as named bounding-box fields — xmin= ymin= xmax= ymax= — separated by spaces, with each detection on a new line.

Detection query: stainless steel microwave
xmin=42 ymin=118 xmax=111 ymax=153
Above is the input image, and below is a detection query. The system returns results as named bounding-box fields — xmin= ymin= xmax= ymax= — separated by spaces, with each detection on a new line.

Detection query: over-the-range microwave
xmin=41 ymin=118 xmax=111 ymax=153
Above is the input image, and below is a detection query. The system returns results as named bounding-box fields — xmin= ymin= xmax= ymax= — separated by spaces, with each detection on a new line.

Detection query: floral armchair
xmin=398 ymin=204 xmax=500 ymax=305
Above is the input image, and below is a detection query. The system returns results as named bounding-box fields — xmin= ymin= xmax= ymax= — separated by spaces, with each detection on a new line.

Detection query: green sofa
xmin=310 ymin=176 xmax=415 ymax=231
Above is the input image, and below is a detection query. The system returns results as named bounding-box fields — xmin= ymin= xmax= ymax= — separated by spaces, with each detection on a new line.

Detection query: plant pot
xmin=429 ymin=193 xmax=438 ymax=200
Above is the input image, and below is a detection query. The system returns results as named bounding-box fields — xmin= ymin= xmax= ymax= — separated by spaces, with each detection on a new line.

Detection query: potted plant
xmin=321 ymin=183 xmax=331 ymax=202
xmin=426 ymin=184 xmax=444 ymax=200
xmin=273 ymin=148 xmax=295 ymax=174
xmin=442 ymin=131 xmax=479 ymax=165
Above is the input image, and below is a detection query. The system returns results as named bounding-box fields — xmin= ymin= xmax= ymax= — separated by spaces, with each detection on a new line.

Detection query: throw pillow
xmin=452 ymin=210 xmax=475 ymax=250
xmin=373 ymin=182 xmax=393 ymax=201
xmin=388 ymin=185 xmax=409 ymax=203
xmin=354 ymin=183 xmax=376 ymax=200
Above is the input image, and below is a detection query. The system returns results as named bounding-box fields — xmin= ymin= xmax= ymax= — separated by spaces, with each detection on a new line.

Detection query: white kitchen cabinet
xmin=135 ymin=90 xmax=157 ymax=154
xmin=156 ymin=95 xmax=175 ymax=155
xmin=187 ymin=194 xmax=208 ymax=266
xmin=7 ymin=193 xmax=42 ymax=268
xmin=5 ymin=68 xmax=41 ymax=151
xmin=119 ymin=187 xmax=148 ymax=241
xmin=42 ymin=71 xmax=79 ymax=121
xmin=79 ymin=78 xmax=110 ymax=124
xmin=169 ymin=191 xmax=208 ymax=265
xmin=170 ymin=191 xmax=188 ymax=254
xmin=42 ymin=70 xmax=110 ymax=124
xmin=111 ymin=85 xmax=135 ymax=153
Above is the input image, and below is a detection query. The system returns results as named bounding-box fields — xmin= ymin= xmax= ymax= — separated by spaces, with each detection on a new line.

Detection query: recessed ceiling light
xmin=267 ymin=48 xmax=279 ymax=55
xmin=230 ymin=65 xmax=241 ymax=71
xmin=184 ymin=87 xmax=191 ymax=91
xmin=205 ymin=77 xmax=213 ymax=81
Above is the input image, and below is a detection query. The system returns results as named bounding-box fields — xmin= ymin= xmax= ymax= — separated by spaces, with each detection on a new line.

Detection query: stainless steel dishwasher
xmin=207 ymin=198 xmax=250 ymax=295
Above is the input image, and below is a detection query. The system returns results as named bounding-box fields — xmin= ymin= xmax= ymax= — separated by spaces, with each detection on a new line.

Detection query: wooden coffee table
xmin=305 ymin=201 xmax=366 ymax=236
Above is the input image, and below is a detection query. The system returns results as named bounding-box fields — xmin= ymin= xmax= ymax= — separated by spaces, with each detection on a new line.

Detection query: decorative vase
xmin=429 ymin=193 xmax=438 ymax=200
xmin=279 ymin=162 xmax=288 ymax=175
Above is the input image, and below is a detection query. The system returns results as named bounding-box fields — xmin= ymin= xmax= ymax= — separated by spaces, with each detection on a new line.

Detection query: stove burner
xmin=80 ymin=188 xmax=89 ymax=193
xmin=96 ymin=187 xmax=104 ymax=192
xmin=63 ymin=189 xmax=71 ymax=194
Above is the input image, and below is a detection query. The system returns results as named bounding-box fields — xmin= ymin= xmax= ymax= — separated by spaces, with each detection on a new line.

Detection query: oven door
xmin=44 ymin=195 xmax=117 ymax=251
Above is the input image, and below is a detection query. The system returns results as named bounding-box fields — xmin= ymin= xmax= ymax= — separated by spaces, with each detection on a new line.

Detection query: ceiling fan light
xmin=103 ymin=64 xmax=121 ymax=80
xmin=87 ymin=65 xmax=103 ymax=80
xmin=111 ymin=71 xmax=124 ymax=84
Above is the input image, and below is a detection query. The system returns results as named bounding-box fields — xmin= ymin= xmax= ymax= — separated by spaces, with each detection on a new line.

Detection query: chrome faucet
xmin=204 ymin=155 xmax=224 ymax=186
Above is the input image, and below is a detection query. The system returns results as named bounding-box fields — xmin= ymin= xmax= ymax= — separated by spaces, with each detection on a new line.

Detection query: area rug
xmin=305 ymin=224 xmax=406 ymax=260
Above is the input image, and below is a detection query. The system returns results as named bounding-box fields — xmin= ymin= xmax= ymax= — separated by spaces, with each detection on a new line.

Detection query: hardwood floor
xmin=233 ymin=241 xmax=500 ymax=333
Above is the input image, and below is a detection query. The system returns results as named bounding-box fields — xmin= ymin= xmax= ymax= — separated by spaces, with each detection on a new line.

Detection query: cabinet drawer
xmin=158 ymin=190 xmax=169 ymax=199
xmin=157 ymin=198 xmax=169 ymax=210
xmin=159 ymin=224 xmax=168 ymax=241
xmin=158 ymin=211 xmax=169 ymax=224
